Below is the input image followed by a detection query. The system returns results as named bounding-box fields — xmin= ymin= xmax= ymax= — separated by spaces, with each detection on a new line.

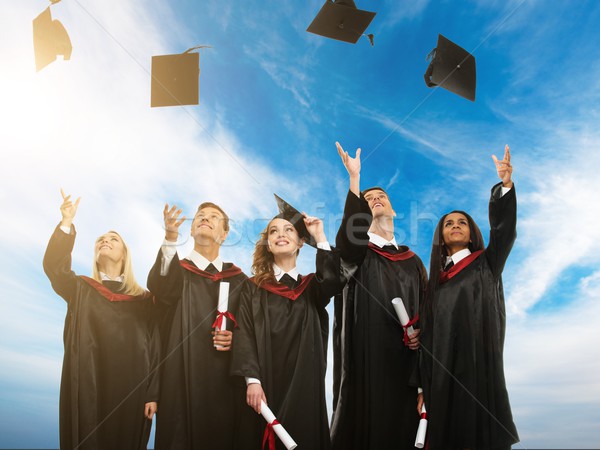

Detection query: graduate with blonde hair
xmin=43 ymin=189 xmax=159 ymax=450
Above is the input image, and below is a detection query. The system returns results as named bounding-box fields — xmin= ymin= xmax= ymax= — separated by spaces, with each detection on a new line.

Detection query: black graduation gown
xmin=230 ymin=248 xmax=345 ymax=450
xmin=43 ymin=225 xmax=159 ymax=450
xmin=330 ymin=192 xmax=427 ymax=450
xmin=420 ymin=184 xmax=519 ymax=450
xmin=147 ymin=250 xmax=248 ymax=450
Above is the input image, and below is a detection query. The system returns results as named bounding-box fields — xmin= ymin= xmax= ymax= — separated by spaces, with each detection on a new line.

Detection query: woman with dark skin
xmin=43 ymin=190 xmax=158 ymax=450
xmin=419 ymin=146 xmax=519 ymax=450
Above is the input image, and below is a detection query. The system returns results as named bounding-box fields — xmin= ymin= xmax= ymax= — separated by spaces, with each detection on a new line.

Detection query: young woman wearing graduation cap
xmin=419 ymin=146 xmax=519 ymax=450
xmin=231 ymin=197 xmax=345 ymax=450
xmin=43 ymin=190 xmax=159 ymax=450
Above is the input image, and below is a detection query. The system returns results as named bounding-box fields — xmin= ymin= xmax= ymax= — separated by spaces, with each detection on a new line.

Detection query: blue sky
xmin=2 ymin=0 xmax=600 ymax=448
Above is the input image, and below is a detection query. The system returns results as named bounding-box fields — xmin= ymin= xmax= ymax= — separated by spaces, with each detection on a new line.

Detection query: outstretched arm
xmin=487 ymin=145 xmax=517 ymax=276
xmin=336 ymin=141 xmax=361 ymax=197
xmin=163 ymin=203 xmax=186 ymax=243
xmin=43 ymin=189 xmax=81 ymax=302
xmin=492 ymin=145 xmax=513 ymax=189
xmin=59 ymin=188 xmax=81 ymax=230
xmin=147 ymin=204 xmax=186 ymax=304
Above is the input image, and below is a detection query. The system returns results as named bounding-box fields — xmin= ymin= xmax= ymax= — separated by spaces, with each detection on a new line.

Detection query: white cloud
xmin=504 ymin=129 xmax=600 ymax=316
xmin=505 ymin=270 xmax=600 ymax=447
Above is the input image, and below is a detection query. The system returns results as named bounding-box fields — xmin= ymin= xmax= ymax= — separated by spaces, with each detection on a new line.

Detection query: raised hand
xmin=59 ymin=188 xmax=80 ymax=229
xmin=336 ymin=141 xmax=361 ymax=177
xmin=336 ymin=141 xmax=362 ymax=196
xmin=492 ymin=145 xmax=513 ymax=188
xmin=303 ymin=213 xmax=326 ymax=244
xmin=163 ymin=204 xmax=186 ymax=242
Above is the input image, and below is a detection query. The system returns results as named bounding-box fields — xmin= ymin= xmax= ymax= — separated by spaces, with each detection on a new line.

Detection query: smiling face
xmin=190 ymin=206 xmax=229 ymax=245
xmin=266 ymin=218 xmax=304 ymax=257
xmin=442 ymin=212 xmax=471 ymax=253
xmin=95 ymin=231 xmax=125 ymax=267
xmin=363 ymin=188 xmax=395 ymax=219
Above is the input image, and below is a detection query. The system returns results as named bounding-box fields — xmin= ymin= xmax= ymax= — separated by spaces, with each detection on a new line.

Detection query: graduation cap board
xmin=307 ymin=0 xmax=376 ymax=45
xmin=151 ymin=46 xmax=211 ymax=107
xmin=32 ymin=4 xmax=72 ymax=72
xmin=273 ymin=194 xmax=317 ymax=248
xmin=424 ymin=34 xmax=476 ymax=101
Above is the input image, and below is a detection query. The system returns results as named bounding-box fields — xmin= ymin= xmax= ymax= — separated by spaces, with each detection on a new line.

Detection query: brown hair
xmin=251 ymin=218 xmax=301 ymax=287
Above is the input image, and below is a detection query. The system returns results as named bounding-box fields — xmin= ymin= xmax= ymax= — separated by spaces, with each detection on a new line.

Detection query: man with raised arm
xmin=330 ymin=143 xmax=426 ymax=450
xmin=147 ymin=203 xmax=248 ymax=450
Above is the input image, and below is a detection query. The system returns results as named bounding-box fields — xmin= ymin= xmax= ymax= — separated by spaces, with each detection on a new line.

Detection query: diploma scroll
xmin=260 ymin=400 xmax=297 ymax=450
xmin=391 ymin=297 xmax=414 ymax=334
xmin=414 ymin=403 xmax=427 ymax=448
xmin=214 ymin=281 xmax=229 ymax=349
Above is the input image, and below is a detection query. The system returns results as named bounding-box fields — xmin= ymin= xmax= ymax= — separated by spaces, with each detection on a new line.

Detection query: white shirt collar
xmin=449 ymin=248 xmax=472 ymax=265
xmin=100 ymin=272 xmax=124 ymax=282
xmin=273 ymin=264 xmax=299 ymax=281
xmin=368 ymin=231 xmax=398 ymax=249
xmin=186 ymin=249 xmax=223 ymax=272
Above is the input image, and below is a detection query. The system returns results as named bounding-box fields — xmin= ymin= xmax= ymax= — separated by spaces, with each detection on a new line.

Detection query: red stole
xmin=179 ymin=259 xmax=243 ymax=281
xmin=80 ymin=276 xmax=153 ymax=303
xmin=368 ymin=242 xmax=415 ymax=261
xmin=252 ymin=273 xmax=315 ymax=301
xmin=439 ymin=250 xmax=484 ymax=284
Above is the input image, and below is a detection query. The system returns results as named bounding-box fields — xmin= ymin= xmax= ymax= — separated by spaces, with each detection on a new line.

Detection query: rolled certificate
xmin=391 ymin=297 xmax=414 ymax=334
xmin=414 ymin=403 xmax=427 ymax=448
xmin=214 ymin=282 xmax=229 ymax=348
xmin=260 ymin=400 xmax=297 ymax=450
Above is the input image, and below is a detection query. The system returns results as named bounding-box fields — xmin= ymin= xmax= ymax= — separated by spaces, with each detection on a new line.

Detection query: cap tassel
xmin=424 ymin=48 xmax=437 ymax=87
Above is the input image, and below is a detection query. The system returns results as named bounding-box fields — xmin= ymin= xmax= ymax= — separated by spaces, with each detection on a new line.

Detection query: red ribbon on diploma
xmin=402 ymin=314 xmax=419 ymax=346
xmin=262 ymin=420 xmax=280 ymax=450
xmin=420 ymin=411 xmax=427 ymax=420
xmin=211 ymin=311 xmax=239 ymax=330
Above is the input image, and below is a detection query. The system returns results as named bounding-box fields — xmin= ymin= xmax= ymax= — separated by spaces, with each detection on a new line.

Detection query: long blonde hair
xmin=92 ymin=231 xmax=146 ymax=296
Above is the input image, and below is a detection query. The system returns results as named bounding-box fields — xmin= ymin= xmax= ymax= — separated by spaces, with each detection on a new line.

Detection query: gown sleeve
xmin=146 ymin=248 xmax=184 ymax=306
xmin=314 ymin=247 xmax=347 ymax=305
xmin=230 ymin=280 xmax=262 ymax=380
xmin=42 ymin=224 xmax=79 ymax=302
xmin=335 ymin=190 xmax=372 ymax=266
xmin=485 ymin=183 xmax=517 ymax=277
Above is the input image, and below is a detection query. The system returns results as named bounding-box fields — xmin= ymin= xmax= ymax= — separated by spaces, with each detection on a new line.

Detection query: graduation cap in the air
xmin=150 ymin=46 xmax=211 ymax=107
xmin=307 ymin=0 xmax=376 ymax=45
xmin=32 ymin=1 xmax=72 ymax=72
xmin=424 ymin=34 xmax=476 ymax=101
xmin=273 ymin=194 xmax=317 ymax=248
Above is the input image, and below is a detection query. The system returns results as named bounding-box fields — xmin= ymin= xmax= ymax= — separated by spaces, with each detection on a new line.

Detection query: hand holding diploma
xmin=213 ymin=282 xmax=232 ymax=350
xmin=415 ymin=402 xmax=428 ymax=448
xmin=391 ymin=297 xmax=420 ymax=350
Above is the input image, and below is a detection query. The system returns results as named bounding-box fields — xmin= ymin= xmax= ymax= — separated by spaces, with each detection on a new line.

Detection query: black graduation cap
xmin=307 ymin=0 xmax=376 ymax=45
xmin=273 ymin=194 xmax=317 ymax=248
xmin=424 ymin=34 xmax=476 ymax=101
xmin=32 ymin=4 xmax=72 ymax=72
xmin=151 ymin=46 xmax=211 ymax=107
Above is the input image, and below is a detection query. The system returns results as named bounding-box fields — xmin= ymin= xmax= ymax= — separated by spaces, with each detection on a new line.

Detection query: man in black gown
xmin=147 ymin=202 xmax=248 ymax=450
xmin=330 ymin=143 xmax=426 ymax=450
